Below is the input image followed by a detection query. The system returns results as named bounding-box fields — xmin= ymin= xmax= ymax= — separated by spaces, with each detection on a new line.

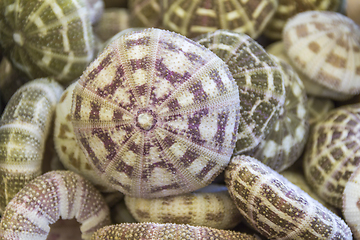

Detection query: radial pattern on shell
xmin=0 ymin=0 xmax=94 ymax=83
xmin=283 ymin=11 xmax=360 ymax=96
xmin=194 ymin=30 xmax=286 ymax=154
xmin=71 ymin=28 xmax=241 ymax=198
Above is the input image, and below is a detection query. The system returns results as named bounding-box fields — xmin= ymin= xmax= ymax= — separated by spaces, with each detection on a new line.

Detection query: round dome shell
xmin=283 ymin=11 xmax=360 ymax=96
xmin=71 ymin=28 xmax=241 ymax=198
xmin=303 ymin=103 xmax=360 ymax=208
xmin=0 ymin=0 xmax=95 ymax=83
xmin=194 ymin=30 xmax=286 ymax=154
xmin=162 ymin=0 xmax=278 ymax=39
xmin=244 ymin=56 xmax=309 ymax=172
xmin=264 ymin=0 xmax=341 ymax=40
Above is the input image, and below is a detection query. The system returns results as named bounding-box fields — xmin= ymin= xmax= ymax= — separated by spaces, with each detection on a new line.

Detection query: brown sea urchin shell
xmin=71 ymin=28 xmax=241 ymax=198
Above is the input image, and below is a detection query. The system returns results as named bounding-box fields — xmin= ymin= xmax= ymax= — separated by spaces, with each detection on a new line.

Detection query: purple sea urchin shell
xmin=0 ymin=170 xmax=111 ymax=240
xmin=71 ymin=28 xmax=241 ymax=198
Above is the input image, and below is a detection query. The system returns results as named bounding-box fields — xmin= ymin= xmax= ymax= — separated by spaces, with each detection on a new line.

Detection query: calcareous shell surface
xmin=194 ymin=30 xmax=286 ymax=154
xmin=71 ymin=28 xmax=241 ymax=198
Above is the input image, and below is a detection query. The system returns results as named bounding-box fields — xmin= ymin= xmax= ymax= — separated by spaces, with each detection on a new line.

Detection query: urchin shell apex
xmin=71 ymin=28 xmax=241 ymax=198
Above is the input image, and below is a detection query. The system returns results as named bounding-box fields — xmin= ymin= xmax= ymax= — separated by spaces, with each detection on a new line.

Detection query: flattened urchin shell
xmin=162 ymin=0 xmax=278 ymax=39
xmin=0 ymin=170 xmax=111 ymax=240
xmin=71 ymin=28 xmax=241 ymax=198
xmin=91 ymin=222 xmax=257 ymax=240
xmin=194 ymin=30 xmax=286 ymax=154
xmin=303 ymin=103 xmax=360 ymax=208
xmin=343 ymin=166 xmax=360 ymax=239
xmin=54 ymin=82 xmax=115 ymax=192
xmin=283 ymin=11 xmax=360 ymax=97
xmin=124 ymin=184 xmax=242 ymax=229
xmin=243 ymin=56 xmax=309 ymax=172
xmin=264 ymin=0 xmax=341 ymax=40
xmin=0 ymin=0 xmax=95 ymax=83
xmin=225 ymin=155 xmax=352 ymax=240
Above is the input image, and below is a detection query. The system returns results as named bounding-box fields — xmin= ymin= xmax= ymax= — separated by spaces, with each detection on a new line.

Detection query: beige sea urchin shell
xmin=283 ymin=11 xmax=360 ymax=98
xmin=124 ymin=184 xmax=242 ymax=229
xmin=71 ymin=28 xmax=241 ymax=198
xmin=342 ymin=165 xmax=360 ymax=239
xmin=0 ymin=78 xmax=63 ymax=214
xmin=0 ymin=170 xmax=111 ymax=240
xmin=303 ymin=103 xmax=360 ymax=208
xmin=91 ymin=222 xmax=257 ymax=240
xmin=194 ymin=30 xmax=286 ymax=154
xmin=225 ymin=155 xmax=352 ymax=240
xmin=54 ymin=82 xmax=115 ymax=192
xmin=0 ymin=0 xmax=95 ymax=83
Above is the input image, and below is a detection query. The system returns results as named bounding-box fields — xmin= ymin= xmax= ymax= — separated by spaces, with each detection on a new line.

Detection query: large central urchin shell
xmin=71 ymin=28 xmax=240 ymax=198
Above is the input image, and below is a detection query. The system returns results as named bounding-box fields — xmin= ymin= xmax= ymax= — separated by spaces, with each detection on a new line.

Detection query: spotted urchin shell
xmin=0 ymin=170 xmax=111 ymax=240
xmin=54 ymin=82 xmax=115 ymax=192
xmin=162 ymin=0 xmax=278 ymax=39
xmin=343 ymin=165 xmax=360 ymax=240
xmin=243 ymin=56 xmax=309 ymax=172
xmin=0 ymin=0 xmax=95 ymax=83
xmin=71 ymin=28 xmax=241 ymax=199
xmin=303 ymin=103 xmax=360 ymax=208
xmin=91 ymin=222 xmax=257 ymax=240
xmin=194 ymin=30 xmax=286 ymax=154
xmin=0 ymin=78 xmax=63 ymax=214
xmin=225 ymin=155 xmax=352 ymax=240
xmin=124 ymin=184 xmax=242 ymax=229
xmin=283 ymin=11 xmax=360 ymax=97
xmin=264 ymin=0 xmax=341 ymax=40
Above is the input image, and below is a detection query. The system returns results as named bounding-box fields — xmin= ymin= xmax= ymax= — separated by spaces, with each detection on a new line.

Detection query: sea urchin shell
xmin=71 ymin=28 xmax=241 ymax=198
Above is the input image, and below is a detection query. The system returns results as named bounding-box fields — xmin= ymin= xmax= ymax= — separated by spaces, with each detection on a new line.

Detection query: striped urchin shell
xmin=343 ymin=166 xmax=360 ymax=240
xmin=283 ymin=11 xmax=360 ymax=97
xmin=54 ymin=82 xmax=115 ymax=192
xmin=194 ymin=30 xmax=286 ymax=154
xmin=0 ymin=170 xmax=111 ymax=240
xmin=244 ymin=56 xmax=309 ymax=172
xmin=162 ymin=0 xmax=278 ymax=39
xmin=129 ymin=0 xmax=162 ymax=28
xmin=91 ymin=222 xmax=257 ymax=240
xmin=303 ymin=103 xmax=360 ymax=208
xmin=0 ymin=78 xmax=63 ymax=214
xmin=71 ymin=28 xmax=241 ymax=198
xmin=0 ymin=0 xmax=95 ymax=83
xmin=225 ymin=155 xmax=352 ymax=240
xmin=124 ymin=184 xmax=242 ymax=229
xmin=264 ymin=0 xmax=341 ymax=40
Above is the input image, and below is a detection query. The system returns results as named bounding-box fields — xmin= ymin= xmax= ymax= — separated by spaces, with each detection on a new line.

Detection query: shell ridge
xmin=23 ymin=0 xmax=50 ymax=32
xmin=230 ymin=0 xmax=254 ymax=37
xmin=130 ymin=132 xmax=146 ymax=197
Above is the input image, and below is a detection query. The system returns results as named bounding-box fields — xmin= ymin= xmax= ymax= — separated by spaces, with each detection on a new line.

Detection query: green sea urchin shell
xmin=0 ymin=0 xmax=95 ymax=83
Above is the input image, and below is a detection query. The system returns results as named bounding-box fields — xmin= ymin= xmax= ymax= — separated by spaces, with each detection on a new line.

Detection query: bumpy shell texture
xmin=0 ymin=0 xmax=95 ymax=83
xmin=244 ymin=56 xmax=309 ymax=172
xmin=283 ymin=11 xmax=360 ymax=97
xmin=71 ymin=28 xmax=241 ymax=198
xmin=162 ymin=0 xmax=278 ymax=39
xmin=194 ymin=30 xmax=286 ymax=154
xmin=91 ymin=222 xmax=257 ymax=240
xmin=303 ymin=103 xmax=360 ymax=208
xmin=225 ymin=155 xmax=352 ymax=240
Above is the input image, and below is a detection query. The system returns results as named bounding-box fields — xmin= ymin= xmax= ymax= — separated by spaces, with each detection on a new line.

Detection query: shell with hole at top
xmin=70 ymin=28 xmax=241 ymax=199
xmin=0 ymin=0 xmax=95 ymax=83
xmin=283 ymin=11 xmax=360 ymax=98
xmin=194 ymin=30 xmax=286 ymax=154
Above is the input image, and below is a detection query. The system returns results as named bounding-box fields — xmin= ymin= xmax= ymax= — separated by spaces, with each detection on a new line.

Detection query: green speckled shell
xmin=0 ymin=0 xmax=95 ymax=83
xmin=195 ymin=30 xmax=286 ymax=154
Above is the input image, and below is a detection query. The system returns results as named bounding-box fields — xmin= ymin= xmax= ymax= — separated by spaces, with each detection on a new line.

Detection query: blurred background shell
xmin=129 ymin=0 xmax=163 ymax=28
xmin=162 ymin=0 xmax=278 ymax=38
xmin=195 ymin=30 xmax=286 ymax=154
xmin=0 ymin=0 xmax=95 ymax=84
xmin=71 ymin=28 xmax=241 ymax=199
xmin=283 ymin=11 xmax=360 ymax=99
xmin=84 ymin=0 xmax=105 ymax=24
xmin=264 ymin=0 xmax=342 ymax=40
xmin=243 ymin=56 xmax=309 ymax=172
xmin=303 ymin=103 xmax=360 ymax=208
